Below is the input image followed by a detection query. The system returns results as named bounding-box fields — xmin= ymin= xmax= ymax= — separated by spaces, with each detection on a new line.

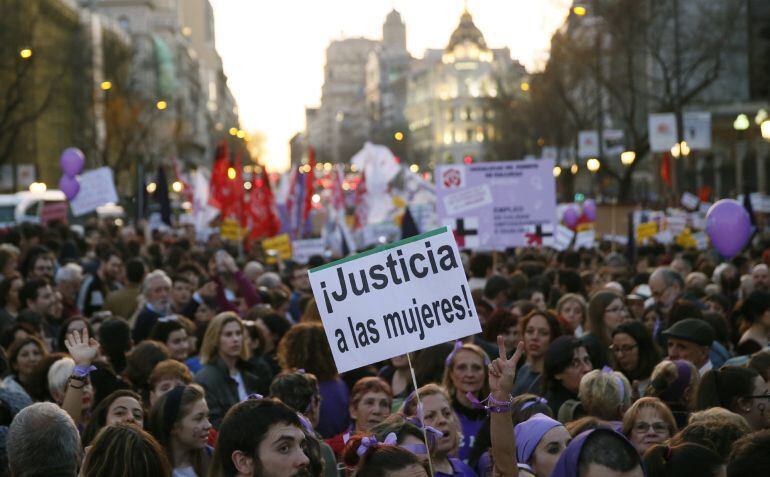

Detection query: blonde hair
xmin=400 ymin=383 xmax=460 ymax=456
xmin=646 ymin=359 xmax=700 ymax=406
xmin=688 ymin=407 xmax=751 ymax=433
xmin=441 ymin=343 xmax=490 ymax=401
xmin=621 ymin=397 xmax=677 ymax=437
xmin=578 ymin=369 xmax=632 ymax=420
xmin=199 ymin=312 xmax=249 ymax=364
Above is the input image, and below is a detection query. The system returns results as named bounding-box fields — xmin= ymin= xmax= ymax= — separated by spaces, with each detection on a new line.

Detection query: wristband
xmin=73 ymin=365 xmax=96 ymax=378
xmin=467 ymin=392 xmax=513 ymax=413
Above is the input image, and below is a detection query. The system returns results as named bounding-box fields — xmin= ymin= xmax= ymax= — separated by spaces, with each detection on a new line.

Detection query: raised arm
xmin=489 ymin=336 xmax=524 ymax=477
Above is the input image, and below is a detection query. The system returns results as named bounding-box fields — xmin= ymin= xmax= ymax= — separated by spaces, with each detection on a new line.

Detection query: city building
xmin=404 ymin=8 xmax=528 ymax=167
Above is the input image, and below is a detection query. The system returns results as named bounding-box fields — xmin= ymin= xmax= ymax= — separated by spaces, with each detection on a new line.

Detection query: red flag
xmin=209 ymin=141 xmax=230 ymax=211
xmin=231 ymin=152 xmax=244 ymax=221
xmin=245 ymin=166 xmax=281 ymax=242
xmin=660 ymin=153 xmax=672 ymax=187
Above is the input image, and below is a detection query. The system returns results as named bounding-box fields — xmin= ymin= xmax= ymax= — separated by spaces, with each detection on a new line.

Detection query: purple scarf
xmin=548 ymin=429 xmax=643 ymax=477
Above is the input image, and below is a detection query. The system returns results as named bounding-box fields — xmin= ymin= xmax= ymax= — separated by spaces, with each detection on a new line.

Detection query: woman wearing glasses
xmin=542 ymin=336 xmax=593 ymax=416
xmin=611 ymin=321 xmax=660 ymax=398
xmin=583 ymin=290 xmax=630 ymax=369
xmin=694 ymin=366 xmax=770 ymax=431
xmin=621 ymin=397 xmax=677 ymax=455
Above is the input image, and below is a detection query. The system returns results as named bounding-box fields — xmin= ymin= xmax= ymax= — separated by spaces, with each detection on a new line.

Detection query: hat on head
xmin=514 ymin=413 xmax=562 ymax=466
xmin=662 ymin=318 xmax=714 ymax=347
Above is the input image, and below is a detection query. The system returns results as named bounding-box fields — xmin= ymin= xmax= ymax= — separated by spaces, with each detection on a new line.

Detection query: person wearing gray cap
xmin=662 ymin=318 xmax=715 ymax=376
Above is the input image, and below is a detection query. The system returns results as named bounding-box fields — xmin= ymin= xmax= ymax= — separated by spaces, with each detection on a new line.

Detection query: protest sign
xmin=293 ymin=238 xmax=326 ymax=265
xmin=69 ymin=167 xmax=119 ymax=217
xmin=308 ymin=227 xmax=481 ymax=373
xmin=575 ymin=230 xmax=596 ymax=250
xmin=636 ymin=221 xmax=658 ymax=242
xmin=262 ymin=234 xmax=292 ymax=264
xmin=40 ymin=202 xmax=68 ymax=225
xmin=435 ymin=160 xmax=557 ymax=250
xmin=681 ymin=192 xmax=700 ymax=211
xmin=220 ymin=218 xmax=244 ymax=241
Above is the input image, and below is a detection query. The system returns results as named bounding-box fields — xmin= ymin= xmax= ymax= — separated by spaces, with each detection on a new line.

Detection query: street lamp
xmin=237 ymin=130 xmax=246 ymax=139
xmin=146 ymin=182 xmax=157 ymax=193
xmin=156 ymin=100 xmax=168 ymax=110
xmin=19 ymin=48 xmax=32 ymax=59
xmin=29 ymin=182 xmax=46 ymax=193
xmin=410 ymin=164 xmax=420 ymax=173
xmin=734 ymin=114 xmax=750 ymax=131
xmin=553 ymin=166 xmax=562 ymax=178
xmin=762 ymin=120 xmax=770 ymax=141
xmin=100 ymin=81 xmax=112 ymax=91
xmin=394 ymin=131 xmax=404 ymax=141
xmin=620 ymin=151 xmax=636 ymax=166
xmin=670 ymin=141 xmax=690 ymax=158
xmin=520 ymin=82 xmax=530 ymax=92
xmin=587 ymin=158 xmax=601 ymax=172
xmin=572 ymin=5 xmax=587 ymax=16
xmin=171 ymin=181 xmax=183 ymax=193
xmin=571 ymin=163 xmax=579 ymax=175
xmin=228 ymin=127 xmax=238 ymax=136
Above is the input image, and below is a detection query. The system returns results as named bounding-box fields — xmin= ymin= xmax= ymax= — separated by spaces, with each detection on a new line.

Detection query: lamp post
xmin=734 ymin=114 xmax=750 ymax=194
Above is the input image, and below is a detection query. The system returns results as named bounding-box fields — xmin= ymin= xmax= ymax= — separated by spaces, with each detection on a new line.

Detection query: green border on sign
xmin=309 ymin=227 xmax=449 ymax=273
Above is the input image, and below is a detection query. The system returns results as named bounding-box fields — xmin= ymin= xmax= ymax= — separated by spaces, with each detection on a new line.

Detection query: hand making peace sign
xmin=488 ymin=335 xmax=524 ymax=399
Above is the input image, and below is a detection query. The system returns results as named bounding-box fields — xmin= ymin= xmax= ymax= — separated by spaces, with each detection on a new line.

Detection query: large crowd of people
xmin=1 ymin=219 xmax=770 ymax=477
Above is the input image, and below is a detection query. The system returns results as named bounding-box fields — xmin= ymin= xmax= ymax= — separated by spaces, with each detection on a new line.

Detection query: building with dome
xmin=405 ymin=8 xmax=527 ymax=167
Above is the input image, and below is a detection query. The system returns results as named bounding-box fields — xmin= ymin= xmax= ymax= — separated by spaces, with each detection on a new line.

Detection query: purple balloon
xmin=706 ymin=199 xmax=752 ymax=258
xmin=60 ymin=148 xmax=85 ymax=177
xmin=563 ymin=206 xmax=579 ymax=228
xmin=59 ymin=175 xmax=80 ymax=201
xmin=583 ymin=199 xmax=597 ymax=222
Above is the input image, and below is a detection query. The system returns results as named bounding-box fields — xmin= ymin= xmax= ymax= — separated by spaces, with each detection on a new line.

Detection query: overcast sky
xmin=210 ymin=0 xmax=572 ymax=172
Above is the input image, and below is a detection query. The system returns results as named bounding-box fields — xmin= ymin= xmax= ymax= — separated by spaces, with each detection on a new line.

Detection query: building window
xmin=464 ymin=107 xmax=472 ymax=121
xmin=444 ymin=130 xmax=453 ymax=145
xmin=446 ymin=109 xmax=454 ymax=121
xmin=466 ymin=129 xmax=473 ymax=142
xmin=455 ymin=129 xmax=464 ymax=143
xmin=118 ymin=16 xmax=131 ymax=32
xmin=475 ymin=127 xmax=484 ymax=142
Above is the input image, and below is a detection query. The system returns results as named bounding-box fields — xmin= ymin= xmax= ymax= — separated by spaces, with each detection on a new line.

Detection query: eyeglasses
xmin=569 ymin=356 xmax=592 ymax=369
xmin=609 ymin=344 xmax=638 ymax=355
xmin=633 ymin=421 xmax=669 ymax=434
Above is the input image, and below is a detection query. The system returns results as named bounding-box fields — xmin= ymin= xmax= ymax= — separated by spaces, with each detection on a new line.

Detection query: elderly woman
xmin=621 ymin=397 xmax=677 ymax=456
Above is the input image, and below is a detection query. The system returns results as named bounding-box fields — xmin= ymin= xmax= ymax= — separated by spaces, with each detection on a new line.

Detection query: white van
xmin=0 ymin=190 xmax=68 ymax=227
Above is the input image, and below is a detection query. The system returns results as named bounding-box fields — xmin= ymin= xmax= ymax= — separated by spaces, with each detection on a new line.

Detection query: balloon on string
xmin=59 ymin=175 xmax=80 ymax=201
xmin=563 ymin=206 xmax=579 ymax=229
xmin=59 ymin=148 xmax=85 ymax=177
xmin=705 ymin=199 xmax=751 ymax=258
xmin=583 ymin=199 xmax=597 ymax=222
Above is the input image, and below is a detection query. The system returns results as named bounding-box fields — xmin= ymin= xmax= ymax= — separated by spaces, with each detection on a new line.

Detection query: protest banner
xmin=293 ymin=238 xmax=326 ymax=265
xmin=262 ymin=233 xmax=292 ymax=264
xmin=308 ymin=227 xmax=481 ymax=373
xmin=636 ymin=221 xmax=658 ymax=242
xmin=681 ymin=192 xmax=700 ymax=211
xmin=40 ymin=202 xmax=69 ymax=225
xmin=69 ymin=167 xmax=119 ymax=216
xmin=435 ymin=160 xmax=557 ymax=250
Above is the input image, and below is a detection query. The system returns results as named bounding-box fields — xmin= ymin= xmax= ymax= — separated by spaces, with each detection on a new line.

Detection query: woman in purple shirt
xmin=403 ymin=384 xmax=478 ymax=477
xmin=442 ymin=342 xmax=491 ymax=464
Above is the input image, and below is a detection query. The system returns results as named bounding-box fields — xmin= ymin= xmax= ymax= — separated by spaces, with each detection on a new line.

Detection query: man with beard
xmin=132 ymin=270 xmax=172 ymax=342
xmin=19 ymin=278 xmax=57 ymax=342
xmin=212 ymin=398 xmax=311 ymax=477
xmin=78 ymin=248 xmax=124 ymax=317
xmin=648 ymin=267 xmax=683 ymax=317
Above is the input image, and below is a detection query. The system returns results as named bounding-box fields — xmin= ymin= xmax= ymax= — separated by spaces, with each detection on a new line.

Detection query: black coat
xmin=194 ymin=355 xmax=270 ymax=428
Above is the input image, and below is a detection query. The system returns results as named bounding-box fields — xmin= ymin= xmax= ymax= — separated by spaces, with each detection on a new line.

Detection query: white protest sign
xmin=553 ymin=224 xmax=575 ymax=251
xmin=575 ymin=230 xmax=596 ymax=250
xmin=292 ymin=238 xmax=326 ymax=265
xmin=680 ymin=192 xmax=700 ymax=211
xmin=666 ymin=215 xmax=687 ymax=236
xmin=69 ymin=167 xmax=119 ymax=217
xmin=308 ymin=227 xmax=481 ymax=373
xmin=649 ymin=113 xmax=678 ymax=152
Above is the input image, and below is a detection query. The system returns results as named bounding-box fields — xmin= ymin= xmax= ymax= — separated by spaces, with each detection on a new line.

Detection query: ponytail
xmin=643 ymin=443 xmax=723 ymax=477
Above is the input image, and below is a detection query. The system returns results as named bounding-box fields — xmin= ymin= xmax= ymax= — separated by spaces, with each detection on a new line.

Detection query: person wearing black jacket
xmin=194 ymin=311 xmax=269 ymax=428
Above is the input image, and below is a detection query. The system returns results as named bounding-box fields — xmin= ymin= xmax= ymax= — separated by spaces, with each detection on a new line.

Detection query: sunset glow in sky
xmin=210 ymin=0 xmax=572 ymax=172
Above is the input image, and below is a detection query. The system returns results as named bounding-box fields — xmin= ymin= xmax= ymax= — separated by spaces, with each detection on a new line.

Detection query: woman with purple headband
xmin=442 ymin=341 xmax=491 ymax=464
xmin=645 ymin=360 xmax=699 ymax=428
xmin=548 ymin=428 xmax=644 ymax=477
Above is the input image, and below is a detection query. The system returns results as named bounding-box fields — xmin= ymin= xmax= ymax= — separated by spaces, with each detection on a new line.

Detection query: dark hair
xmin=342 ymin=435 xmax=426 ymax=477
xmin=612 ymin=321 xmax=659 ymax=381
xmin=124 ymin=341 xmax=170 ymax=400
xmin=748 ymin=350 xmax=770 ymax=382
xmin=0 ymin=273 xmax=21 ymax=308
xmin=413 ymin=342 xmax=455 ymax=385
xmin=81 ymin=390 xmax=144 ymax=446
xmin=211 ymin=398 xmax=303 ymax=477
xmin=277 ymin=322 xmax=338 ymax=382
xmin=7 ymin=336 xmax=46 ymax=375
xmin=559 ymin=269 xmax=586 ymax=295
xmin=269 ymin=371 xmax=319 ymax=414
xmin=643 ymin=443 xmax=723 ymax=477
xmin=587 ymin=290 xmax=623 ymax=347
xmin=520 ymin=309 xmax=562 ymax=344
xmin=27 ymin=352 xmax=67 ymax=402
xmin=19 ymin=246 xmax=52 ymax=279
xmin=543 ymin=336 xmax=587 ymax=394
xmin=668 ymin=299 xmax=703 ymax=326
xmin=484 ymin=275 xmax=512 ymax=301
xmin=259 ymin=312 xmax=292 ymax=346
xmin=83 ymin=424 xmax=171 ymax=477
xmin=578 ymin=429 xmax=641 ymax=474
xmin=470 ymin=253 xmax=493 ymax=279
xmin=694 ymin=366 xmax=760 ymax=412
xmin=483 ymin=309 xmax=518 ymax=342
xmin=125 ymin=258 xmax=147 ymax=284
xmin=147 ymin=384 xmax=209 ymax=476
xmin=99 ymin=318 xmax=131 ymax=374
xmin=727 ymin=428 xmax=770 ymax=477
xmin=739 ymin=290 xmax=770 ymax=324
xmin=148 ymin=319 xmax=186 ymax=345
xmin=18 ymin=278 xmax=49 ymax=308
xmin=56 ymin=316 xmax=94 ymax=353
